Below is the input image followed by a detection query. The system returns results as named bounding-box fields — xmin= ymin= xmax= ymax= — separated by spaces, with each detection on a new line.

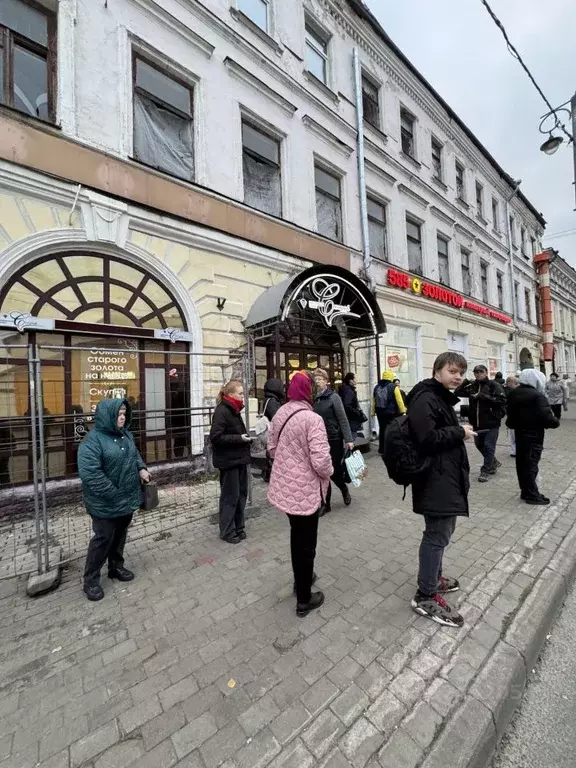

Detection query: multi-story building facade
xmin=549 ymin=253 xmax=576 ymax=379
xmin=0 ymin=0 xmax=546 ymax=485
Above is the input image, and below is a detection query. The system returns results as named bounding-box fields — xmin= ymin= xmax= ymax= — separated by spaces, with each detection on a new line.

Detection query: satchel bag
xmin=141 ymin=481 xmax=159 ymax=511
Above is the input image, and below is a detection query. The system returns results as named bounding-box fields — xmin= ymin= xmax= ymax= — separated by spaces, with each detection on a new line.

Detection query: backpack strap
xmin=276 ymin=408 xmax=308 ymax=447
xmin=262 ymin=398 xmax=271 ymax=418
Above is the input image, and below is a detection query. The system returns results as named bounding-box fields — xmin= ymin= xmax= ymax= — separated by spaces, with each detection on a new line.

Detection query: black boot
xmin=84 ymin=584 xmax=104 ymax=601
xmin=108 ymin=567 xmax=134 ymax=582
xmin=297 ymin=591 xmax=325 ymax=618
xmin=342 ymin=487 xmax=351 ymax=506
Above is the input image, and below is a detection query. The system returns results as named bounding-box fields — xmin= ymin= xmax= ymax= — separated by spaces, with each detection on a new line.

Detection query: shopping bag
xmin=141 ymin=481 xmax=159 ymax=511
xmin=343 ymin=449 xmax=367 ymax=488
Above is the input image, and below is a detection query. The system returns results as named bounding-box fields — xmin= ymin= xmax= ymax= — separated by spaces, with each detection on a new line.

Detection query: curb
xmin=420 ymin=517 xmax=576 ymax=768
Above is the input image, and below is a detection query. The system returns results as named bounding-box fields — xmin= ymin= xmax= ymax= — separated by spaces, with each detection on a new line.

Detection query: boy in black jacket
xmin=407 ymin=352 xmax=475 ymax=627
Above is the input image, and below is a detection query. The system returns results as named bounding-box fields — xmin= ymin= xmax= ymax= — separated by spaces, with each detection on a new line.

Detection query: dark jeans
xmin=376 ymin=410 xmax=395 ymax=454
xmin=219 ymin=465 xmax=248 ymax=539
xmin=84 ymin=513 xmax=133 ymax=587
xmin=326 ymin=438 xmax=347 ymax=508
xmin=288 ymin=510 xmax=319 ymax=603
xmin=474 ymin=426 xmax=500 ymax=473
xmin=551 ymin=404 xmax=562 ymax=421
xmin=515 ymin=431 xmax=544 ymax=500
xmin=418 ymin=515 xmax=457 ymax=596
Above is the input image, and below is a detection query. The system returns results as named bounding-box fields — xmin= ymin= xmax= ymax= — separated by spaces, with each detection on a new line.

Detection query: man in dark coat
xmin=339 ymin=373 xmax=367 ymax=440
xmin=262 ymin=378 xmax=285 ymax=481
xmin=78 ymin=398 xmax=150 ymax=601
xmin=507 ymin=369 xmax=559 ymax=505
xmin=407 ymin=352 xmax=475 ymax=627
xmin=313 ymin=368 xmax=354 ymax=513
xmin=455 ymin=364 xmax=506 ymax=483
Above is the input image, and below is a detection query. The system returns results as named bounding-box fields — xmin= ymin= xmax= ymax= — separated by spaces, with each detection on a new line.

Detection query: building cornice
xmin=224 ymin=58 xmax=298 ymax=116
xmin=128 ymin=0 xmax=215 ymax=58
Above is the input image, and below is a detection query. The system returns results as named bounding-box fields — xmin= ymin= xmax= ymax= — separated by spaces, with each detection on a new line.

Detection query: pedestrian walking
xmin=507 ymin=369 xmax=559 ymax=505
xmin=312 ymin=368 xmax=354 ymax=514
xmin=407 ymin=352 xmax=475 ymax=627
xmin=267 ymin=371 xmax=333 ymax=617
xmin=210 ymin=380 xmax=251 ymax=544
xmin=545 ymin=373 xmax=566 ymax=421
xmin=339 ymin=372 xmax=367 ymax=440
xmin=504 ymin=375 xmax=520 ymax=457
xmin=494 ymin=371 xmax=505 ymax=387
xmin=373 ymin=370 xmax=406 ymax=454
xmin=78 ymin=398 xmax=150 ymax=601
xmin=456 ymin=364 xmax=506 ymax=482
xmin=261 ymin=378 xmax=285 ymax=482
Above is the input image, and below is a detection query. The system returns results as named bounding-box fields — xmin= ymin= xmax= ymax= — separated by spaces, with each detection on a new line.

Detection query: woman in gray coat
xmin=312 ymin=368 xmax=354 ymax=514
xmin=545 ymin=373 xmax=566 ymax=421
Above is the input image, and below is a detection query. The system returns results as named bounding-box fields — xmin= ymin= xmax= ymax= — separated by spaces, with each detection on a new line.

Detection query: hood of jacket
xmin=264 ymin=378 xmax=285 ymax=400
xmin=407 ymin=378 xmax=460 ymax=408
xmin=380 ymin=369 xmax=395 ymax=383
xmin=519 ymin=369 xmax=546 ymax=393
xmin=94 ymin=398 xmax=132 ymax=434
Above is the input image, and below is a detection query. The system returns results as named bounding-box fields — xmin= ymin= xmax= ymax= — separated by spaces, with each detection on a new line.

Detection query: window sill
xmin=303 ymin=70 xmax=339 ymax=103
xmin=456 ymin=197 xmax=469 ymax=210
xmin=0 ymin=102 xmax=60 ymax=131
xmin=401 ymin=151 xmax=421 ymax=169
xmin=432 ymin=176 xmax=448 ymax=192
xmin=364 ymin=121 xmax=387 ymax=143
xmin=229 ymin=8 xmax=283 ymax=55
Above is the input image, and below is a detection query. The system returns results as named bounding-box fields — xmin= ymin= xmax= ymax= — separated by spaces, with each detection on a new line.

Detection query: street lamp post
xmin=539 ymin=94 xmax=576 ymax=209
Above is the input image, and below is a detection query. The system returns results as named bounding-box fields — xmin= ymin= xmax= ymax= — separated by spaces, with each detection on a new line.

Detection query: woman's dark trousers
xmin=551 ymin=404 xmax=562 ymax=421
xmin=219 ymin=465 xmax=248 ymax=539
xmin=515 ymin=430 xmax=544 ymax=500
xmin=376 ymin=410 xmax=395 ymax=454
xmin=418 ymin=515 xmax=457 ymax=595
xmin=288 ymin=510 xmax=320 ymax=603
xmin=326 ymin=439 xmax=347 ymax=508
xmin=84 ymin=513 xmax=133 ymax=587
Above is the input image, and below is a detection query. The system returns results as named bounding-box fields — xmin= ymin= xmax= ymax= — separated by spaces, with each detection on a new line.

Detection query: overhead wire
xmin=479 ymin=0 xmax=573 ymax=144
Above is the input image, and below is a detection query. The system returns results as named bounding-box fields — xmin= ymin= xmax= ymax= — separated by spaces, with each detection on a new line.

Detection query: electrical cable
xmin=479 ymin=0 xmax=573 ymax=143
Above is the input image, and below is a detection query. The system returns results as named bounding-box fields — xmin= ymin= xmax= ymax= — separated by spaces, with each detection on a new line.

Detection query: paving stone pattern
xmin=2 ymin=417 xmax=576 ymax=768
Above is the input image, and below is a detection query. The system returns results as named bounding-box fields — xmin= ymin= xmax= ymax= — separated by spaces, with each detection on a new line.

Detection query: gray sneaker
xmin=411 ymin=592 xmax=464 ymax=627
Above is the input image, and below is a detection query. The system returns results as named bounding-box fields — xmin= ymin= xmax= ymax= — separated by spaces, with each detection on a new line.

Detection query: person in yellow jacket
xmin=373 ymin=370 xmax=407 ymax=454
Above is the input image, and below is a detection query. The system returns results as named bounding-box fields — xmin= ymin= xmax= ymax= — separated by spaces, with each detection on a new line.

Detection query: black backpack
xmin=382 ymin=415 xmax=431 ymax=495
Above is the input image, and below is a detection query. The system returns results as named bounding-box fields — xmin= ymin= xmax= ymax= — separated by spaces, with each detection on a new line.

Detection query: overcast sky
xmin=366 ymin=0 xmax=576 ymax=265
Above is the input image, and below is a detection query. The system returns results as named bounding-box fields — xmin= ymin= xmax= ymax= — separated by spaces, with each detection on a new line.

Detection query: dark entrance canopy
xmin=245 ymin=265 xmax=386 ymax=345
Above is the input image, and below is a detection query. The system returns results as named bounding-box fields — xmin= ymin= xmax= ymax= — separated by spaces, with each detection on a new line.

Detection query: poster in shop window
xmin=385 ymin=347 xmax=409 ymax=374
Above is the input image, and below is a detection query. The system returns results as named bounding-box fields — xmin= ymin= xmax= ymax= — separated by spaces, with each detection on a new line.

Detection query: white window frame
xmin=476 ymin=181 xmax=484 ymax=219
xmin=406 ymin=215 xmax=423 ymax=275
xmin=381 ymin=320 xmax=423 ymax=390
xmin=455 ymin=160 xmax=466 ymax=201
xmin=361 ymin=72 xmax=381 ymax=130
xmin=400 ymin=107 xmax=416 ymax=159
xmin=480 ymin=259 xmax=489 ymax=304
xmin=304 ymin=16 xmax=329 ymax=86
xmin=436 ymin=233 xmax=450 ymax=286
xmin=492 ymin=197 xmax=501 ymax=232
xmin=366 ymin=194 xmax=387 ymax=262
xmin=237 ymin=0 xmax=270 ymax=32
xmin=431 ymin=137 xmax=443 ymax=181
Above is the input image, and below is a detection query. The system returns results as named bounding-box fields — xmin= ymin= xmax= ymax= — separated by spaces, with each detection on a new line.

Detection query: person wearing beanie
xmin=373 ymin=369 xmax=406 ymax=454
xmin=267 ymin=371 xmax=333 ymax=617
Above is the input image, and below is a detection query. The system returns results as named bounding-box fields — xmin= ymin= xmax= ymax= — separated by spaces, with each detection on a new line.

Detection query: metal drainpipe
xmin=505 ymin=184 xmax=521 ymax=370
xmin=352 ymin=47 xmax=378 ymax=434
xmin=572 ymin=92 xmax=576 ymax=211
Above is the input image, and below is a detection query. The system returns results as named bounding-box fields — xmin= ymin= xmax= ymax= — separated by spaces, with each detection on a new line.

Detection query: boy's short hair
xmin=432 ymin=352 xmax=467 ymax=375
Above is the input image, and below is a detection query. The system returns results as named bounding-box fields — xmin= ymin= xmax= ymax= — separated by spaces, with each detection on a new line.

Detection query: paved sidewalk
xmin=2 ymin=415 xmax=576 ymax=768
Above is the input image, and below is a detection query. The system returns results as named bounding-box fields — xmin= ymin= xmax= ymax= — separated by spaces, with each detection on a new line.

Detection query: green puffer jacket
xmin=78 ymin=398 xmax=146 ymax=518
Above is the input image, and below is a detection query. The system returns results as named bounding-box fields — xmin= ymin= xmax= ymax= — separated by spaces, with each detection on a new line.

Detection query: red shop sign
xmin=386 ymin=269 xmax=512 ymax=325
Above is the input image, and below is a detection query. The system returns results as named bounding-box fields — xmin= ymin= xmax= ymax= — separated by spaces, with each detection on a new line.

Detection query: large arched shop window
xmin=0 ymin=253 xmax=187 ymax=330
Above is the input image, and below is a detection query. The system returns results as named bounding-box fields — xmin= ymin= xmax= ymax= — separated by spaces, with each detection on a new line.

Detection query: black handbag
xmin=141 ymin=481 xmax=159 ymax=511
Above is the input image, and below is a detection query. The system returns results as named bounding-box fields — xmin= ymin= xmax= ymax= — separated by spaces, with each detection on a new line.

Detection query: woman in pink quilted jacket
xmin=268 ymin=371 xmax=333 ymax=617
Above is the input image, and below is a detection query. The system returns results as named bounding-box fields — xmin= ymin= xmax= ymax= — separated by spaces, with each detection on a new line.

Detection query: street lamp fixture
xmin=540 ymin=133 xmax=563 ymax=156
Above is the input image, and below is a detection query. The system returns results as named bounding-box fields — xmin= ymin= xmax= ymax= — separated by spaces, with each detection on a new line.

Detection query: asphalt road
xmin=492 ymin=579 xmax=576 ymax=768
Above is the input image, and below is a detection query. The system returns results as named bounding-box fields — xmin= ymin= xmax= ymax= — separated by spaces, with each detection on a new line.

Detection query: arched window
xmin=0 ymin=254 xmax=187 ymax=330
